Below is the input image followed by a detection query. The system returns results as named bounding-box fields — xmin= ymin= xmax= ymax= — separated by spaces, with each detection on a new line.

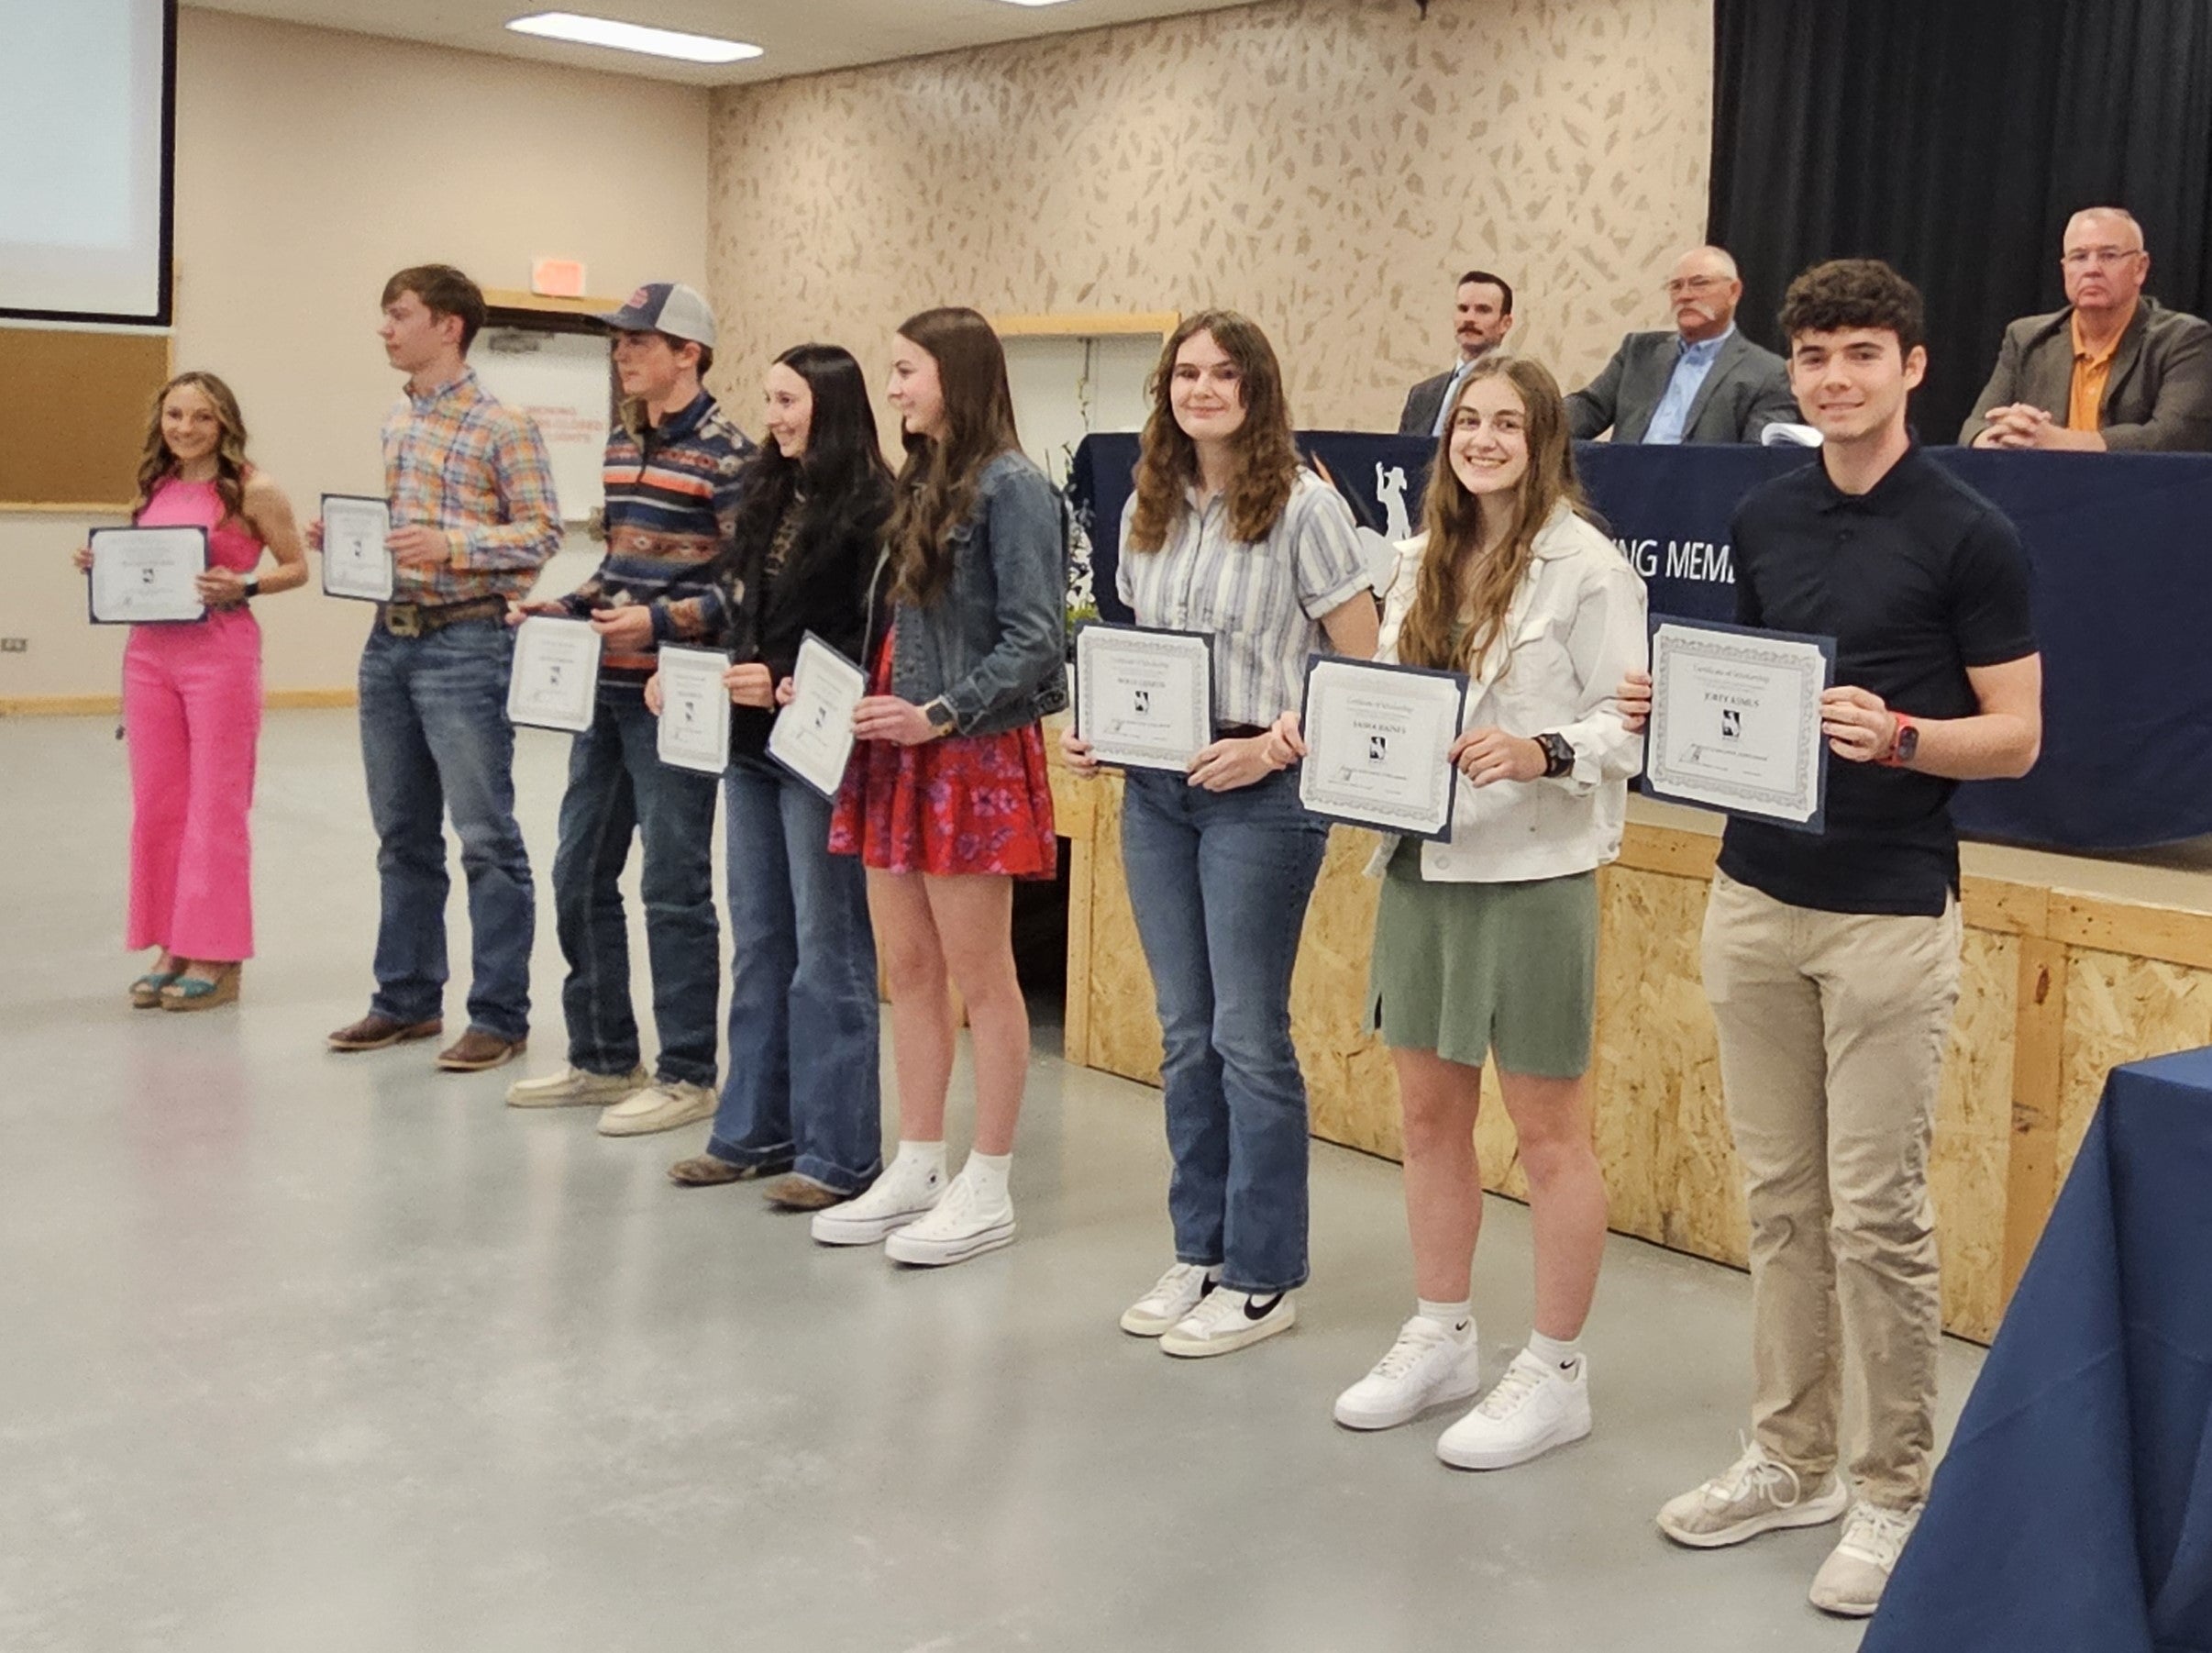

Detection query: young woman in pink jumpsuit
xmin=76 ymin=372 xmax=307 ymax=1010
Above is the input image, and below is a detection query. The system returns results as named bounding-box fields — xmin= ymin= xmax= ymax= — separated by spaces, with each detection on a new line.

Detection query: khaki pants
xmin=1700 ymin=870 xmax=1962 ymax=1509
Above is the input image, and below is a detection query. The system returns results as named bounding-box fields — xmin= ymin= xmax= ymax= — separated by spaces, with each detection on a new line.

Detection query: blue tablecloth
xmin=1863 ymin=1048 xmax=2212 ymax=1652
xmin=1067 ymin=435 xmax=2212 ymax=850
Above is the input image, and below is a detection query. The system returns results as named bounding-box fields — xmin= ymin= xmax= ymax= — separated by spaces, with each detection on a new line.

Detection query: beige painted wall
xmin=705 ymin=0 xmax=1714 ymax=430
xmin=0 ymin=8 xmax=709 ymax=702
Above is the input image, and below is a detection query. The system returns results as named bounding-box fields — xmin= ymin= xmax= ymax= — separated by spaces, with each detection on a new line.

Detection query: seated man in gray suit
xmin=1399 ymin=270 xmax=1515 ymax=437
xmin=1566 ymin=246 xmax=1798 ymax=443
xmin=1961 ymin=205 xmax=2212 ymax=451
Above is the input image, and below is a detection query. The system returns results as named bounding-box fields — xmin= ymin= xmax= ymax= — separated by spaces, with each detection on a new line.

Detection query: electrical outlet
xmin=0 ymin=638 xmax=28 ymax=653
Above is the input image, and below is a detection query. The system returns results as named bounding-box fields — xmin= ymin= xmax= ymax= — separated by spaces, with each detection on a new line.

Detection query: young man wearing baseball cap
xmin=506 ymin=282 xmax=756 ymax=1136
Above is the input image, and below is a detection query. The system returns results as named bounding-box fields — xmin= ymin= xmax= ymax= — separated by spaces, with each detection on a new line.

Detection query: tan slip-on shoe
xmin=508 ymin=1064 xmax=649 ymax=1108
xmin=597 ymin=1080 xmax=716 ymax=1137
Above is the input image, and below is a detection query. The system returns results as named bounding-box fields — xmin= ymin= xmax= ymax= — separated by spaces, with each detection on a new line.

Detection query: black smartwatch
xmin=240 ymin=575 xmax=260 ymax=603
xmin=924 ymin=698 xmax=957 ymax=737
xmin=1534 ymin=732 xmax=1575 ymax=779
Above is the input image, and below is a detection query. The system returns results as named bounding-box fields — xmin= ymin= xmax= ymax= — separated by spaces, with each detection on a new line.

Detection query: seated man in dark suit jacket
xmin=1399 ymin=269 xmax=1515 ymax=437
xmin=1566 ymin=246 xmax=1798 ymax=444
xmin=1961 ymin=205 xmax=2212 ymax=452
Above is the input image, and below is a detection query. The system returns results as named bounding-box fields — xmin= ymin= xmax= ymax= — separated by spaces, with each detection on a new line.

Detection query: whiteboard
xmin=473 ymin=328 xmax=612 ymax=523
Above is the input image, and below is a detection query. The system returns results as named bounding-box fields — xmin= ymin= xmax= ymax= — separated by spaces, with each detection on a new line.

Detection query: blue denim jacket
xmin=880 ymin=450 xmax=1068 ymax=736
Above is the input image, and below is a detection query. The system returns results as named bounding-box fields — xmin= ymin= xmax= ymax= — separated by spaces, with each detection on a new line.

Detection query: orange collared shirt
xmin=2068 ymin=312 xmax=2124 ymax=432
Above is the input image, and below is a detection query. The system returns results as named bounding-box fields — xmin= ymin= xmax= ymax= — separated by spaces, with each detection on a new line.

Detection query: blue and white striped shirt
xmin=1116 ymin=469 xmax=1372 ymax=727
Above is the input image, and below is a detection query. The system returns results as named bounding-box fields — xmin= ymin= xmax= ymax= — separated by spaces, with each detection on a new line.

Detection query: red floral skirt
xmin=827 ymin=631 xmax=1058 ymax=880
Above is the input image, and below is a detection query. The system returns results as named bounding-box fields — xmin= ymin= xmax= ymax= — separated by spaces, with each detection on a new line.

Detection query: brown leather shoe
xmin=328 ymin=1013 xmax=443 ymax=1052
xmin=436 ymin=1029 xmax=526 ymax=1072
xmin=762 ymin=1173 xmax=844 ymax=1212
xmin=668 ymin=1154 xmax=747 ymax=1187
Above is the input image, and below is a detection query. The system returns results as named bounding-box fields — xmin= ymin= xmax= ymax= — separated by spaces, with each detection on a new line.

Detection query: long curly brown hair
xmin=886 ymin=307 xmax=1023 ymax=605
xmin=132 ymin=372 xmax=251 ymax=526
xmin=1396 ymin=355 xmax=1594 ymax=678
xmin=1126 ymin=310 xmax=1300 ymax=552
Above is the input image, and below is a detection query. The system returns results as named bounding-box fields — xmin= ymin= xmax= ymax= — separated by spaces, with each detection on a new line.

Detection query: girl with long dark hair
xmin=658 ymin=344 xmax=893 ymax=1209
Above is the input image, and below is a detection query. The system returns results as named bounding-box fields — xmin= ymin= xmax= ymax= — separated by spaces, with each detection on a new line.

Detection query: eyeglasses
xmin=2062 ymin=248 xmax=2145 ymax=269
xmin=1665 ymin=275 xmax=1729 ymax=295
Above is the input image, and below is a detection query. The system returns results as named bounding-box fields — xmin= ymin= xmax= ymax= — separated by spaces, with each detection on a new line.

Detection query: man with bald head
xmin=1566 ymin=246 xmax=1798 ymax=443
xmin=1961 ymin=206 xmax=2212 ymax=450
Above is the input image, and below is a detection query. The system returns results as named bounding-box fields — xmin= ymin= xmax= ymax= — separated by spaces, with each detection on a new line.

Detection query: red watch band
xmin=1878 ymin=713 xmax=1917 ymax=768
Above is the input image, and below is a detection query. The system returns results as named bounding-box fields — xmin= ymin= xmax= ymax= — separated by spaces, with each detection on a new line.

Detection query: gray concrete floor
xmin=0 ymin=709 xmax=1982 ymax=1653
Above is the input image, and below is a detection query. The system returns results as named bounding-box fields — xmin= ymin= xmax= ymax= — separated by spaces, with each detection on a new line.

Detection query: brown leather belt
xmin=379 ymin=596 xmax=507 ymax=638
xmin=1218 ymin=723 xmax=1270 ymax=741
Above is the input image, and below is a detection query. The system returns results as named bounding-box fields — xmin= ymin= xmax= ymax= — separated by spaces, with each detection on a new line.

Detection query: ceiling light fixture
xmin=506 ymin=12 xmax=763 ymax=63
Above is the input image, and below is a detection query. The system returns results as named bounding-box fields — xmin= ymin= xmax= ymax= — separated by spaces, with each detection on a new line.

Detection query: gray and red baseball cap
xmin=603 ymin=282 xmax=717 ymax=349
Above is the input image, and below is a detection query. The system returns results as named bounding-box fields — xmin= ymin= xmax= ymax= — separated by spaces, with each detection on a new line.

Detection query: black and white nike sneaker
xmin=1158 ymin=1287 xmax=1297 ymax=1358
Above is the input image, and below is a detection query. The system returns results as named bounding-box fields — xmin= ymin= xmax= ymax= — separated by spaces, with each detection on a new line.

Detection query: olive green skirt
xmin=1367 ymin=842 xmax=1598 ymax=1079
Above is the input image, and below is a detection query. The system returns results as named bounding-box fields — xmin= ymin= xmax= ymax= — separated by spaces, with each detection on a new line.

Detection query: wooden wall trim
xmin=2003 ymin=937 xmax=2068 ymax=1297
xmin=2048 ymin=891 xmax=2212 ymax=972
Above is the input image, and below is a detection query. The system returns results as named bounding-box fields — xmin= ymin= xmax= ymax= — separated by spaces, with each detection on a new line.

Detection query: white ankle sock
xmin=893 ymin=1139 xmax=946 ymax=1176
xmin=1417 ymin=1298 xmax=1475 ymax=1336
xmin=1528 ymin=1330 xmax=1583 ymax=1373
xmin=960 ymin=1149 xmax=1012 ymax=1204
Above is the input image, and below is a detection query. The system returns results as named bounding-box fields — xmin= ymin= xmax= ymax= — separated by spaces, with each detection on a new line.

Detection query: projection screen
xmin=0 ymin=0 xmax=176 ymax=326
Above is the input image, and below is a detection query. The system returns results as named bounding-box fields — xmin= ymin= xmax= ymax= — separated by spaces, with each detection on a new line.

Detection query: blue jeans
xmin=1120 ymin=767 xmax=1329 ymax=1294
xmin=358 ymin=621 xmax=534 ymax=1041
xmin=707 ymin=755 xmax=882 ymax=1193
xmin=551 ymin=692 xmax=721 ymax=1087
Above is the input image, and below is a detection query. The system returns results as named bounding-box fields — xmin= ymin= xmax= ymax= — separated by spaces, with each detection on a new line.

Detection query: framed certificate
xmin=1073 ymin=621 xmax=1213 ymax=772
xmin=505 ymin=615 xmax=602 ymax=733
xmin=320 ymin=494 xmax=394 ymax=603
xmin=768 ymin=632 xmax=867 ymax=801
xmin=87 ymin=527 xmax=207 ymax=625
xmin=656 ymin=645 xmax=732 ymax=776
xmin=1297 ymin=654 xmax=1468 ymax=839
xmin=1641 ymin=617 xmax=1835 ymax=832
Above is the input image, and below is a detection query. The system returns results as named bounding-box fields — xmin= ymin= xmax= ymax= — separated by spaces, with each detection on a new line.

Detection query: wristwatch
xmin=923 ymin=698 xmax=957 ymax=737
xmin=1880 ymin=714 xmax=1919 ymax=768
xmin=1534 ymin=732 xmax=1575 ymax=778
xmin=240 ymin=575 xmax=260 ymax=603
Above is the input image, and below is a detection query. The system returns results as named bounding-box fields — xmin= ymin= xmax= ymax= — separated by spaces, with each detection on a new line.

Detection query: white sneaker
xmin=809 ymin=1155 xmax=946 ymax=1247
xmin=505 ymin=1063 xmax=648 ymax=1108
xmin=1654 ymin=1441 xmax=1852 ymax=1548
xmin=1119 ymin=1262 xmax=1219 ymax=1337
xmin=1435 ymin=1348 xmax=1591 ymax=1469
xmin=594 ymin=1079 xmax=717 ymax=1137
xmin=1158 ymin=1288 xmax=1296 ymax=1359
xmin=1333 ymin=1315 xmax=1484 ymax=1431
xmin=882 ymin=1170 xmax=1015 ymax=1267
xmin=1808 ymin=1501 xmax=1920 ymax=1618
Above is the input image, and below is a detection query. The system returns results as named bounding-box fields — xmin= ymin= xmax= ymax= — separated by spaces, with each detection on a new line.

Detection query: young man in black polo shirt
xmin=1622 ymin=261 xmax=2042 ymax=1616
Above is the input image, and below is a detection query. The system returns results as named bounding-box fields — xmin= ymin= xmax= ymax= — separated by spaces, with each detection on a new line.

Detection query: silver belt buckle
xmin=383 ymin=604 xmax=423 ymax=638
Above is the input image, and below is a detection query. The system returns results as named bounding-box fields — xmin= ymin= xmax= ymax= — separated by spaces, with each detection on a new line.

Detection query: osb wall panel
xmin=707 ymin=0 xmax=1714 ymax=431
xmin=2059 ymin=949 xmax=2212 ymax=1181
xmin=1067 ymin=783 xmax=2052 ymax=1342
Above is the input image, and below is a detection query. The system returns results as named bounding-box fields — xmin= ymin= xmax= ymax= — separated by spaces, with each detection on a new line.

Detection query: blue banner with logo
xmin=1067 ymin=434 xmax=2212 ymax=851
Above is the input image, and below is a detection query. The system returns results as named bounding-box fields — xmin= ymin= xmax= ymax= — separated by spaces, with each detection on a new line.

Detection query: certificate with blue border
xmin=1296 ymin=654 xmax=1468 ymax=841
xmin=1073 ymin=621 xmax=1214 ymax=772
xmin=1641 ymin=616 xmax=1834 ymax=834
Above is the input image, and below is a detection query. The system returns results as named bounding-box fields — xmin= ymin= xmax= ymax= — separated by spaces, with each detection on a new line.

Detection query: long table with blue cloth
xmin=1067 ymin=434 xmax=2212 ymax=852
xmin=1865 ymin=1047 xmax=2212 ymax=1652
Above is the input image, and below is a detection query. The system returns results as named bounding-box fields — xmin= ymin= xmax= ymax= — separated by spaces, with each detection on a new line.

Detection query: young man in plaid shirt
xmin=505 ymin=283 xmax=756 ymax=1135
xmin=326 ymin=264 xmax=561 ymax=1072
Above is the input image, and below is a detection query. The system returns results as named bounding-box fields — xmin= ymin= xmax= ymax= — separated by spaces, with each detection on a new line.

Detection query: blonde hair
xmin=132 ymin=372 xmax=251 ymax=525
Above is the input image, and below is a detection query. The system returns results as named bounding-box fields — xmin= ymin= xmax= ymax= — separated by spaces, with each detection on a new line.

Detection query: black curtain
xmin=1709 ymin=0 xmax=2212 ymax=442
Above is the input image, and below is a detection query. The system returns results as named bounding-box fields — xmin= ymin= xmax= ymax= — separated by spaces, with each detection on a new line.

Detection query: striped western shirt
xmin=1115 ymin=468 xmax=1372 ymax=727
xmin=552 ymin=390 xmax=754 ymax=685
xmin=380 ymin=366 xmax=562 ymax=605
